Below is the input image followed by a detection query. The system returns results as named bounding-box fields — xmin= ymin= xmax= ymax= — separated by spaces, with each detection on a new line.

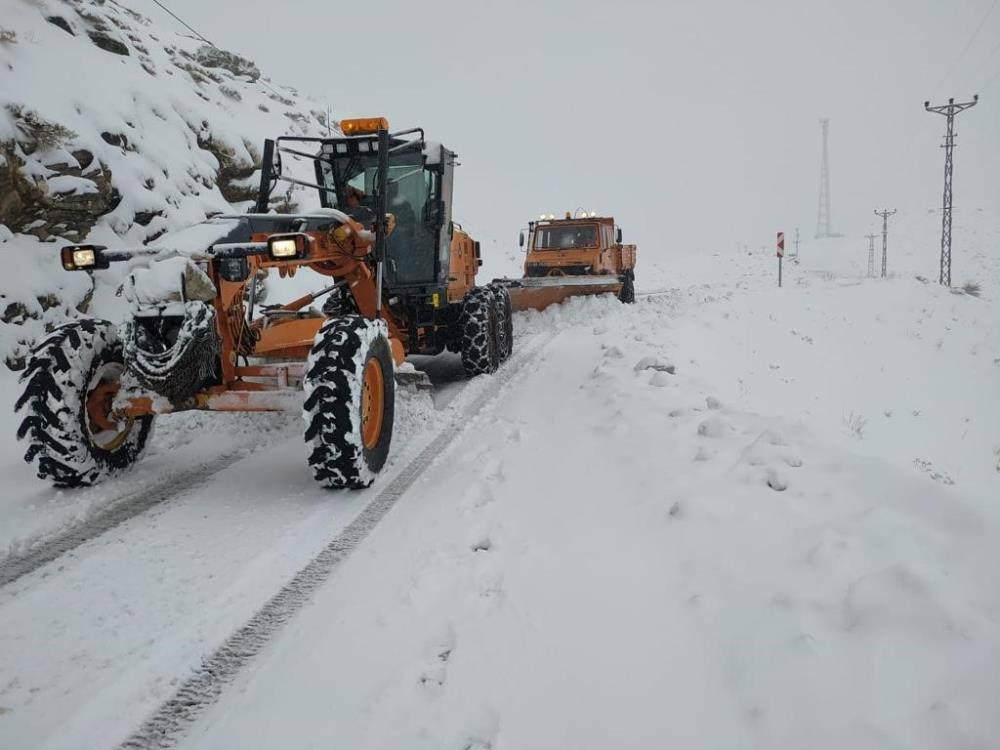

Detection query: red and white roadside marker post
xmin=777 ymin=231 xmax=785 ymax=287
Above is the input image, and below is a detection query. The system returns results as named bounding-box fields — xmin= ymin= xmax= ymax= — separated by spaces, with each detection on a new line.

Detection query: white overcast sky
xmin=151 ymin=0 xmax=998 ymax=262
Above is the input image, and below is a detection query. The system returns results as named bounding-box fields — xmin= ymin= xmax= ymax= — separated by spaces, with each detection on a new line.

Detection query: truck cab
xmin=522 ymin=214 xmax=631 ymax=278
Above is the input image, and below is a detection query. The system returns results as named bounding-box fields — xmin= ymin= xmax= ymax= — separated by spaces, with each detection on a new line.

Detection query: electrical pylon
xmin=815 ymin=119 xmax=842 ymax=239
xmin=874 ymin=209 xmax=897 ymax=278
xmin=866 ymin=234 xmax=877 ymax=278
xmin=924 ymin=95 xmax=979 ymax=287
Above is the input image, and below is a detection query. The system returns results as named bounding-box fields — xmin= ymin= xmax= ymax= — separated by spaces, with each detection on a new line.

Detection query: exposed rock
xmin=72 ymin=149 xmax=95 ymax=171
xmin=88 ymin=31 xmax=129 ymax=56
xmin=0 ymin=141 xmax=120 ymax=241
xmin=133 ymin=210 xmax=162 ymax=226
xmin=46 ymin=16 xmax=75 ymax=36
xmin=195 ymin=45 xmax=260 ymax=81
xmin=100 ymin=131 xmax=129 ymax=149
xmin=197 ymin=135 xmax=260 ymax=203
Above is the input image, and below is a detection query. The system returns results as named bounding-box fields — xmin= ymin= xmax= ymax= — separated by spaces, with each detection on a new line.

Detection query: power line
xmin=143 ymin=0 xmax=292 ymax=104
xmin=148 ymin=0 xmax=213 ymax=45
xmin=937 ymin=0 xmax=998 ymax=88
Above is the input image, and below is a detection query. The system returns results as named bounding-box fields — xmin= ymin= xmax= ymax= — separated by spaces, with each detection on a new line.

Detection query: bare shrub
xmin=5 ymin=105 xmax=77 ymax=150
xmin=842 ymin=411 xmax=867 ymax=440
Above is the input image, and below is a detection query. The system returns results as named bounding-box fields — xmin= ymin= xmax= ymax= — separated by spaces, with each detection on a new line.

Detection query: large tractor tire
xmin=15 ymin=320 xmax=154 ymax=487
xmin=458 ymin=287 xmax=499 ymax=376
xmin=304 ymin=315 xmax=395 ymax=489
xmin=488 ymin=283 xmax=514 ymax=362
xmin=619 ymin=270 xmax=636 ymax=304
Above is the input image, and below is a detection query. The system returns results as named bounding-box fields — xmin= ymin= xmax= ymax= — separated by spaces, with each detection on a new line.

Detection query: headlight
xmin=73 ymin=248 xmax=96 ymax=266
xmin=60 ymin=245 xmax=108 ymax=271
xmin=267 ymin=233 xmax=311 ymax=260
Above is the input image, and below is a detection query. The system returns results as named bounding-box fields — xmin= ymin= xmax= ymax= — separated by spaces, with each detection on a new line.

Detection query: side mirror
xmin=519 ymin=231 xmax=525 ymax=247
xmin=615 ymin=227 xmax=623 ymax=244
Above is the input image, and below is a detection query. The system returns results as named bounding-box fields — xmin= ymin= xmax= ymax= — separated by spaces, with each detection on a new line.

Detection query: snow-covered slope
xmin=0 ymin=0 xmax=329 ymax=367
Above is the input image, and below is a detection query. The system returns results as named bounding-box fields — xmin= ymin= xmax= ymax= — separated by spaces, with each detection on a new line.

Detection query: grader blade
xmin=505 ymin=275 xmax=623 ymax=312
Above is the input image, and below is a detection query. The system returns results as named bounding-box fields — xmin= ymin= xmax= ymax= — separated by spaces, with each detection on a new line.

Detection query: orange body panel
xmin=254 ymin=316 xmax=325 ymax=361
xmin=447 ymin=228 xmax=478 ymax=303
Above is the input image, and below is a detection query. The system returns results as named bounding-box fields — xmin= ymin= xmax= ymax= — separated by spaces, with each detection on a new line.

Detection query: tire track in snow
xmin=0 ymin=451 xmax=247 ymax=589
xmin=636 ymin=288 xmax=675 ymax=299
xmin=118 ymin=330 xmax=557 ymax=750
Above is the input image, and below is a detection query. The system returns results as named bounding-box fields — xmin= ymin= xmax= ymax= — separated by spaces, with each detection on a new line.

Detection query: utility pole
xmin=866 ymin=233 xmax=878 ymax=278
xmin=924 ymin=95 xmax=979 ymax=287
xmin=874 ymin=209 xmax=896 ymax=278
xmin=794 ymin=227 xmax=800 ymax=262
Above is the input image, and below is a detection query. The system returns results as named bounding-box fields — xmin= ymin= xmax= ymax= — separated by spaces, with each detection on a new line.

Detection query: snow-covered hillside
xmin=0 ymin=0 xmax=329 ymax=367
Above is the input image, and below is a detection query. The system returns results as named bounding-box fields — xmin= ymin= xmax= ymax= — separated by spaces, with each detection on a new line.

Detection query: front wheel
xmin=15 ymin=320 xmax=154 ymax=487
xmin=303 ymin=315 xmax=395 ymax=489
xmin=618 ymin=270 xmax=636 ymax=304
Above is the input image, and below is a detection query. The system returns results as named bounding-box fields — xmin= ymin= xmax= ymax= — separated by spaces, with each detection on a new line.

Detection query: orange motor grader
xmin=499 ymin=211 xmax=637 ymax=311
xmin=16 ymin=118 xmax=513 ymax=490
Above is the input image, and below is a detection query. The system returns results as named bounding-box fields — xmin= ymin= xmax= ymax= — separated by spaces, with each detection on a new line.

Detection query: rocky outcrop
xmin=195 ymin=45 xmax=260 ymax=81
xmin=196 ymin=135 xmax=261 ymax=204
xmin=0 ymin=141 xmax=119 ymax=242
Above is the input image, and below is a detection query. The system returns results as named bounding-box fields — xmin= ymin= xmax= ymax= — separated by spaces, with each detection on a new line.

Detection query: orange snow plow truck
xmin=499 ymin=211 xmax=637 ymax=311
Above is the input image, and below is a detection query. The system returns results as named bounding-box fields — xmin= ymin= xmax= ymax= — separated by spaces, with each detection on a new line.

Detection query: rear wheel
xmin=488 ymin=284 xmax=514 ymax=361
xmin=619 ymin=270 xmax=636 ymax=304
xmin=458 ymin=287 xmax=499 ymax=376
xmin=304 ymin=315 xmax=395 ymax=489
xmin=15 ymin=320 xmax=154 ymax=487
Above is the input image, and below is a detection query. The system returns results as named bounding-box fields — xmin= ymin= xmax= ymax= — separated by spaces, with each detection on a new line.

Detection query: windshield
xmin=533 ymin=224 xmax=598 ymax=250
xmin=318 ymin=150 xmax=439 ymax=285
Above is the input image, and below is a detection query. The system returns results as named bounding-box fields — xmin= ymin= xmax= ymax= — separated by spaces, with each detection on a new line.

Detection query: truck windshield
xmin=533 ymin=224 xmax=598 ymax=250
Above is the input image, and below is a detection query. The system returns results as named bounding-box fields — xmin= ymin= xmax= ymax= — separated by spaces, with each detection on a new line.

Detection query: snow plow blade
xmin=502 ymin=276 xmax=623 ymax=312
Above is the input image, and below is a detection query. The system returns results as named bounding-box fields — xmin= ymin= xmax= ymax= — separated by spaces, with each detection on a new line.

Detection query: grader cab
xmin=16 ymin=119 xmax=513 ymax=490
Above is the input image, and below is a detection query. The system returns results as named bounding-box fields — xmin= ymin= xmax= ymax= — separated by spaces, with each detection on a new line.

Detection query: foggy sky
xmin=152 ymin=0 xmax=999 ymax=263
